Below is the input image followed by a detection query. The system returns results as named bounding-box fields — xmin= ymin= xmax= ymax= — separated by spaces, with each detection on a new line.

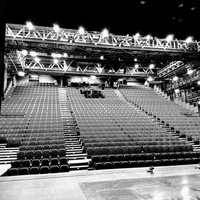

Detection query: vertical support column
xmin=0 ymin=0 xmax=6 ymax=113
xmin=60 ymin=77 xmax=63 ymax=87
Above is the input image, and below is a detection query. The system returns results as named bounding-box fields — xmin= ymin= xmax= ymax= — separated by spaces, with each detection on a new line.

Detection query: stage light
xmin=134 ymin=58 xmax=137 ymax=62
xmin=53 ymin=58 xmax=59 ymax=64
xmin=149 ymin=64 xmax=155 ymax=69
xmin=21 ymin=50 xmax=28 ymax=56
xmin=102 ymin=28 xmax=109 ymax=38
xmin=78 ymin=26 xmax=85 ymax=35
xmin=53 ymin=24 xmax=60 ymax=33
xmin=147 ymin=77 xmax=153 ymax=82
xmin=197 ymin=80 xmax=200 ymax=85
xmin=34 ymin=57 xmax=40 ymax=62
xmin=185 ymin=36 xmax=193 ymax=43
xmin=175 ymin=89 xmax=180 ymax=93
xmin=172 ymin=76 xmax=179 ymax=81
xmin=100 ymin=55 xmax=104 ymax=60
xmin=91 ymin=75 xmax=96 ymax=79
xmin=30 ymin=51 xmax=37 ymax=57
xmin=134 ymin=33 xmax=140 ymax=40
xmin=63 ymin=53 xmax=68 ymax=57
xmin=187 ymin=69 xmax=193 ymax=75
xmin=166 ymin=34 xmax=174 ymax=42
xmin=26 ymin=21 xmax=34 ymax=30
xmin=135 ymin=64 xmax=139 ymax=69
xmin=18 ymin=71 xmax=25 ymax=77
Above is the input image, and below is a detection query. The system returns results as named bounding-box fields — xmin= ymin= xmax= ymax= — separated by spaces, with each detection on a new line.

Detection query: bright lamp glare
xmin=30 ymin=51 xmax=37 ymax=57
xmin=185 ymin=36 xmax=193 ymax=43
xmin=51 ymin=53 xmax=62 ymax=58
xmin=166 ymin=34 xmax=174 ymax=42
xmin=135 ymin=64 xmax=139 ymax=69
xmin=149 ymin=64 xmax=155 ymax=69
xmin=34 ymin=57 xmax=40 ymax=62
xmin=187 ymin=69 xmax=193 ymax=75
xmin=102 ymin=28 xmax=109 ymax=38
xmin=134 ymin=33 xmax=140 ymax=40
xmin=100 ymin=55 xmax=104 ymax=60
xmin=91 ymin=75 xmax=96 ymax=80
xmin=134 ymin=58 xmax=137 ymax=62
xmin=78 ymin=26 xmax=85 ymax=35
xmin=147 ymin=77 xmax=153 ymax=82
xmin=21 ymin=50 xmax=28 ymax=56
xmin=63 ymin=53 xmax=68 ymax=57
xmin=146 ymin=35 xmax=151 ymax=40
xmin=53 ymin=24 xmax=60 ymax=32
xmin=18 ymin=71 xmax=25 ymax=77
xmin=53 ymin=58 xmax=59 ymax=64
xmin=175 ymin=89 xmax=180 ymax=93
xmin=197 ymin=80 xmax=200 ymax=85
xmin=26 ymin=21 xmax=34 ymax=30
xmin=173 ymin=76 xmax=179 ymax=81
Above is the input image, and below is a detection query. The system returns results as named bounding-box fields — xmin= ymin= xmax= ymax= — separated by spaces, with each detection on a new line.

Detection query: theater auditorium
xmin=1 ymin=1 xmax=200 ymax=199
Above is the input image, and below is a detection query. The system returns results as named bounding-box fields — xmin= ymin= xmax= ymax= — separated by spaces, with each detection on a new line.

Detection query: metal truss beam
xmin=5 ymin=24 xmax=200 ymax=53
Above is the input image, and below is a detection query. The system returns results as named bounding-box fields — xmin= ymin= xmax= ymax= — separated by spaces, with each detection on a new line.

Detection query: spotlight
xmin=18 ymin=71 xmax=25 ymax=77
xmin=197 ymin=80 xmax=200 ymax=85
xmin=100 ymin=55 xmax=104 ymax=60
xmin=172 ymin=76 xmax=179 ymax=81
xmin=146 ymin=34 xmax=151 ymax=40
xmin=147 ymin=77 xmax=153 ymax=82
xmin=26 ymin=21 xmax=34 ymax=30
xmin=175 ymin=89 xmax=180 ymax=93
xmin=21 ymin=50 xmax=28 ymax=56
xmin=185 ymin=36 xmax=193 ymax=43
xmin=134 ymin=33 xmax=140 ymax=40
xmin=134 ymin=58 xmax=137 ymax=62
xmin=78 ymin=26 xmax=85 ymax=35
xmin=53 ymin=24 xmax=60 ymax=33
xmin=102 ymin=28 xmax=109 ymax=38
xmin=34 ymin=57 xmax=40 ymax=63
xmin=166 ymin=34 xmax=174 ymax=42
xmin=30 ymin=51 xmax=37 ymax=57
xmin=63 ymin=53 xmax=68 ymax=57
xmin=149 ymin=64 xmax=155 ymax=69
xmin=53 ymin=58 xmax=59 ymax=64
xmin=187 ymin=69 xmax=193 ymax=75
xmin=135 ymin=64 xmax=139 ymax=69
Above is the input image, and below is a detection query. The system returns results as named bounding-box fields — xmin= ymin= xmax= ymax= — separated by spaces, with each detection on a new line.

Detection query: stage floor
xmin=0 ymin=164 xmax=200 ymax=200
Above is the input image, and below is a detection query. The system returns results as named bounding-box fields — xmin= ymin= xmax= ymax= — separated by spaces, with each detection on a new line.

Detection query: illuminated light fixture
xmin=26 ymin=21 xmax=34 ymax=30
xmin=147 ymin=77 xmax=153 ymax=82
xmin=149 ymin=64 xmax=155 ymax=69
xmin=197 ymin=80 xmax=200 ymax=85
xmin=51 ymin=53 xmax=62 ymax=58
xmin=53 ymin=24 xmax=60 ymax=32
xmin=21 ymin=50 xmax=28 ymax=56
xmin=63 ymin=53 xmax=68 ymax=57
xmin=175 ymin=89 xmax=180 ymax=93
xmin=172 ymin=76 xmax=179 ymax=81
xmin=30 ymin=51 xmax=37 ymax=57
xmin=53 ymin=58 xmax=59 ymax=64
xmin=166 ymin=34 xmax=174 ymax=42
xmin=34 ymin=57 xmax=40 ymax=62
xmin=134 ymin=58 xmax=137 ymax=62
xmin=102 ymin=28 xmax=109 ymax=38
xmin=146 ymin=34 xmax=151 ymax=40
xmin=135 ymin=64 xmax=139 ymax=69
xmin=100 ymin=55 xmax=104 ymax=60
xmin=78 ymin=26 xmax=85 ymax=35
xmin=91 ymin=75 xmax=96 ymax=79
xmin=187 ymin=69 xmax=193 ymax=75
xmin=134 ymin=33 xmax=140 ymax=40
xmin=18 ymin=71 xmax=25 ymax=77
xmin=185 ymin=36 xmax=193 ymax=43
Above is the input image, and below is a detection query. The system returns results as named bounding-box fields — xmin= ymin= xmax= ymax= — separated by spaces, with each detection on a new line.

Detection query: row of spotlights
xmin=25 ymin=21 xmax=195 ymax=42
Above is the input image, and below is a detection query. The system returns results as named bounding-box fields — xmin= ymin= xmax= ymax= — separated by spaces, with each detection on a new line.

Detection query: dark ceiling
xmin=5 ymin=0 xmax=200 ymax=40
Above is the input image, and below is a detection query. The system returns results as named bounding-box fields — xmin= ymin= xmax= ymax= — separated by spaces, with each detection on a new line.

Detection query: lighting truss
xmin=5 ymin=24 xmax=200 ymax=52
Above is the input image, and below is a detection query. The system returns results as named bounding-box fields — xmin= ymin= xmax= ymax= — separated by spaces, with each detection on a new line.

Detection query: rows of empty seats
xmin=120 ymin=86 xmax=200 ymax=144
xmin=66 ymin=87 xmax=197 ymax=169
xmin=1 ymin=82 xmax=68 ymax=175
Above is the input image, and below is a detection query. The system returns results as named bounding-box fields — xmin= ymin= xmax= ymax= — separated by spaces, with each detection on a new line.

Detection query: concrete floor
xmin=0 ymin=165 xmax=200 ymax=200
